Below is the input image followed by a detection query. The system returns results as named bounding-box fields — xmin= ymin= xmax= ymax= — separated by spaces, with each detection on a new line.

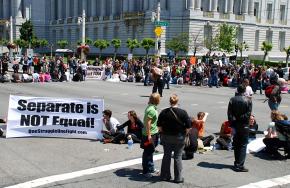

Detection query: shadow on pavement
xmin=114 ymin=168 xmax=160 ymax=183
xmin=140 ymin=95 xmax=150 ymax=98
xmin=197 ymin=162 xmax=233 ymax=169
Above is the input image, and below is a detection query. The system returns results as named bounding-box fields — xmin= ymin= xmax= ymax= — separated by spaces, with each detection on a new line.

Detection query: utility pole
xmin=81 ymin=9 xmax=86 ymax=61
xmin=9 ymin=16 xmax=13 ymax=59
xmin=155 ymin=2 xmax=161 ymax=57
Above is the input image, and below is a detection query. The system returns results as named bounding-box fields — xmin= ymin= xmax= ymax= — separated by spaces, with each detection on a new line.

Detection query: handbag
xmin=170 ymin=108 xmax=189 ymax=147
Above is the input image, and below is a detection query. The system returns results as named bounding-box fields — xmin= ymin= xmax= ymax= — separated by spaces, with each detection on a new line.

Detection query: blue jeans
xmin=268 ymin=100 xmax=279 ymax=111
xmin=142 ymin=134 xmax=159 ymax=174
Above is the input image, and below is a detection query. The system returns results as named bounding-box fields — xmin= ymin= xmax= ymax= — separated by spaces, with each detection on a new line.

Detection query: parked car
xmin=282 ymin=67 xmax=289 ymax=81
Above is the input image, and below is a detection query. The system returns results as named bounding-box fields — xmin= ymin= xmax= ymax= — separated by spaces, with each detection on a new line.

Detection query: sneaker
xmin=151 ymin=168 xmax=160 ymax=175
xmin=143 ymin=173 xmax=153 ymax=178
xmin=160 ymin=176 xmax=171 ymax=182
xmin=173 ymin=178 xmax=184 ymax=184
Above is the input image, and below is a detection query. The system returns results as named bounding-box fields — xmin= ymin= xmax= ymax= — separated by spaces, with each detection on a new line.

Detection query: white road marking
xmin=217 ymin=101 xmax=225 ymax=104
xmin=191 ymin=104 xmax=198 ymax=106
xmin=237 ymin=175 xmax=290 ymax=188
xmin=5 ymin=154 xmax=164 ymax=188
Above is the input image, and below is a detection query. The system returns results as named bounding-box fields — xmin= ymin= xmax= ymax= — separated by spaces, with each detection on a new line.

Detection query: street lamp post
xmin=81 ymin=9 xmax=86 ymax=61
xmin=50 ymin=43 xmax=53 ymax=59
xmin=155 ymin=2 xmax=161 ymax=57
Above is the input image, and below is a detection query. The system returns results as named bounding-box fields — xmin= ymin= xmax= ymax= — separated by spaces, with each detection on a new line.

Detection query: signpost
xmin=154 ymin=21 xmax=169 ymax=27
xmin=154 ymin=27 xmax=163 ymax=37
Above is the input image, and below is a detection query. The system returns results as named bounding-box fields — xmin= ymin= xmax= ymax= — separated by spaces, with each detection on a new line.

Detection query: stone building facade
xmin=0 ymin=0 xmax=290 ymax=59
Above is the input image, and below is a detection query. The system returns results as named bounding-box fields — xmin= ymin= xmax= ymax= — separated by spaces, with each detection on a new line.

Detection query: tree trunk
xmin=286 ymin=55 xmax=289 ymax=67
xmin=193 ymin=47 xmax=197 ymax=57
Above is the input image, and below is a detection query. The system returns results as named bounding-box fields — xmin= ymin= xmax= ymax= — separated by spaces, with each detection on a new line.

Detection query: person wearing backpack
xmin=265 ymin=74 xmax=281 ymax=111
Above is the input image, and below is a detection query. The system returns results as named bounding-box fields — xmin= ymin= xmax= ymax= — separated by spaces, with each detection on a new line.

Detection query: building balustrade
xmin=103 ymin=16 xmax=110 ymax=21
xmin=235 ymin=15 xmax=245 ymax=21
xmin=256 ymin=17 xmax=261 ymax=23
xmin=58 ymin=19 xmax=64 ymax=24
xmin=266 ymin=19 xmax=274 ymax=24
xmin=66 ymin=17 xmax=73 ymax=24
xmin=203 ymin=11 xmax=214 ymax=18
xmin=123 ymin=11 xmax=145 ymax=20
xmin=51 ymin=20 xmax=57 ymax=25
xmin=219 ymin=13 xmax=230 ymax=20
xmin=113 ymin=15 xmax=121 ymax=20
xmin=279 ymin=20 xmax=287 ymax=25
xmin=93 ymin=16 xmax=99 ymax=22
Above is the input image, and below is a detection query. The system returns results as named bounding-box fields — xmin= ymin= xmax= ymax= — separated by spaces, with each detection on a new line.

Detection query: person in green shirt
xmin=142 ymin=93 xmax=161 ymax=178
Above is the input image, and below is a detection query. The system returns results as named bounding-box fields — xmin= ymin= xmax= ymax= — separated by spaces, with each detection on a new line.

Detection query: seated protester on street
xmin=0 ymin=71 xmax=10 ymax=83
xmin=11 ymin=73 xmax=21 ymax=83
xmin=263 ymin=111 xmax=288 ymax=159
xmin=0 ymin=118 xmax=6 ymax=137
xmin=102 ymin=109 xmax=120 ymax=143
xmin=44 ymin=72 xmax=51 ymax=82
xmin=216 ymin=120 xmax=233 ymax=150
xmin=192 ymin=112 xmax=214 ymax=147
xmin=248 ymin=114 xmax=258 ymax=142
xmin=109 ymin=110 xmax=144 ymax=144
xmin=22 ymin=71 xmax=33 ymax=83
xmin=72 ymin=67 xmax=82 ymax=82
xmin=32 ymin=72 xmax=40 ymax=82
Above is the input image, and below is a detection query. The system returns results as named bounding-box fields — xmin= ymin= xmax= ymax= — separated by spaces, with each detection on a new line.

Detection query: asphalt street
xmin=0 ymin=80 xmax=290 ymax=188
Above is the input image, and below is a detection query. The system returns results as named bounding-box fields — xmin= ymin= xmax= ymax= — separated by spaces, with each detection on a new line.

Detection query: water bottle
xmin=127 ymin=135 xmax=133 ymax=149
xmin=227 ymin=141 xmax=232 ymax=151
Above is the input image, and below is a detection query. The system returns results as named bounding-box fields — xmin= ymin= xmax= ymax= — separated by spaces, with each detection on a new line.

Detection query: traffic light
xmin=158 ymin=41 xmax=161 ymax=49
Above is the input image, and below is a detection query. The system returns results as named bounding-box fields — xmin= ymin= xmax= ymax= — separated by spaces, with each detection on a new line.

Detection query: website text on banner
xmin=6 ymin=95 xmax=104 ymax=140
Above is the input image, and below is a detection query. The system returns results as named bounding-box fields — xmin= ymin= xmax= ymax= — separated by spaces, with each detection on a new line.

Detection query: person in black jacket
xmin=107 ymin=110 xmax=144 ymax=144
xmin=228 ymin=84 xmax=252 ymax=172
xmin=157 ymin=94 xmax=191 ymax=183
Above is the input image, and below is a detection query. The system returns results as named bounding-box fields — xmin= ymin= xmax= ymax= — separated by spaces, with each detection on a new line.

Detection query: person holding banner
xmin=102 ymin=109 xmax=120 ymax=143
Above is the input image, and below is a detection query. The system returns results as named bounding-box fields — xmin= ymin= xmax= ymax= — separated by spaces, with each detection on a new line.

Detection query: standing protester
xmin=227 ymin=84 xmax=252 ymax=172
xmin=151 ymin=63 xmax=164 ymax=97
xmin=141 ymin=93 xmax=160 ymax=178
xmin=265 ymin=74 xmax=282 ymax=111
xmin=157 ymin=94 xmax=191 ymax=183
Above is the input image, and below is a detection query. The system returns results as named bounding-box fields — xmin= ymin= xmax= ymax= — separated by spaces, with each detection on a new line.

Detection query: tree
xmin=14 ymin=39 xmax=28 ymax=49
xmin=140 ymin=38 xmax=155 ymax=59
xmin=19 ymin=20 xmax=34 ymax=43
xmin=57 ymin=40 xmax=69 ymax=49
xmin=215 ymin=23 xmax=236 ymax=53
xmin=77 ymin=38 xmax=93 ymax=45
xmin=237 ymin=41 xmax=249 ymax=61
xmin=0 ymin=39 xmax=8 ymax=46
xmin=261 ymin=41 xmax=273 ymax=66
xmin=93 ymin=39 xmax=110 ymax=59
xmin=165 ymin=33 xmax=189 ymax=57
xmin=189 ymin=30 xmax=203 ymax=57
xmin=126 ymin=38 xmax=139 ymax=54
xmin=283 ymin=46 xmax=290 ymax=68
xmin=111 ymin=39 xmax=121 ymax=60
xmin=39 ymin=39 xmax=48 ymax=48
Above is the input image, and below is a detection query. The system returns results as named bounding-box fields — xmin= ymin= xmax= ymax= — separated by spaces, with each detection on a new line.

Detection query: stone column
xmin=100 ymin=0 xmax=106 ymax=16
xmin=248 ymin=0 xmax=254 ymax=16
xmin=13 ymin=0 xmax=22 ymax=17
xmin=143 ymin=0 xmax=149 ymax=10
xmin=73 ymin=0 xmax=78 ymax=17
xmin=224 ymin=0 xmax=228 ymax=13
xmin=148 ymin=0 xmax=154 ymax=10
xmin=50 ymin=0 xmax=55 ymax=20
xmin=58 ymin=0 xmax=63 ymax=19
xmin=2 ymin=0 xmax=8 ymax=18
xmin=188 ymin=0 xmax=194 ymax=9
xmin=111 ymin=0 xmax=116 ymax=16
xmin=129 ymin=0 xmax=135 ymax=12
xmin=228 ymin=0 xmax=233 ymax=13
xmin=242 ymin=0 xmax=248 ymax=14
xmin=195 ymin=0 xmax=201 ymax=10
xmin=123 ymin=0 xmax=129 ymax=12
xmin=91 ymin=0 xmax=96 ymax=17
xmin=212 ymin=0 xmax=218 ymax=11
xmin=66 ymin=0 xmax=70 ymax=17
xmin=161 ymin=0 xmax=167 ymax=10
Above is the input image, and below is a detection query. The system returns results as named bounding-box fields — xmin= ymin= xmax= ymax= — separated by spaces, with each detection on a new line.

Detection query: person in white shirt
xmin=102 ymin=109 xmax=120 ymax=142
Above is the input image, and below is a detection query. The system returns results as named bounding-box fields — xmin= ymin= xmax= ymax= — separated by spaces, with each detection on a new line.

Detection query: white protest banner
xmin=86 ymin=66 xmax=105 ymax=80
xmin=6 ymin=95 xmax=104 ymax=140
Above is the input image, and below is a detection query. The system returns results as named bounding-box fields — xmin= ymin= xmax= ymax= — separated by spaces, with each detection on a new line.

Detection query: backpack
xmin=265 ymin=85 xmax=275 ymax=98
xmin=275 ymin=120 xmax=290 ymax=138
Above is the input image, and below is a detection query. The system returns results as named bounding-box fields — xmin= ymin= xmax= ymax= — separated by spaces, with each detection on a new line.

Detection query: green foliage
xmin=237 ymin=41 xmax=249 ymax=60
xmin=204 ymin=37 xmax=218 ymax=52
xmin=39 ymin=39 xmax=48 ymax=47
xmin=14 ymin=39 xmax=28 ymax=49
xmin=0 ymin=39 xmax=9 ymax=46
xmin=126 ymin=38 xmax=139 ymax=54
xmin=165 ymin=33 xmax=189 ymax=57
xmin=19 ymin=20 xmax=34 ymax=42
xmin=140 ymin=38 xmax=155 ymax=57
xmin=261 ymin=41 xmax=273 ymax=65
xmin=93 ymin=39 xmax=110 ymax=58
xmin=111 ymin=39 xmax=121 ymax=60
xmin=77 ymin=38 xmax=93 ymax=45
xmin=57 ymin=40 xmax=69 ymax=49
xmin=215 ymin=23 xmax=236 ymax=53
